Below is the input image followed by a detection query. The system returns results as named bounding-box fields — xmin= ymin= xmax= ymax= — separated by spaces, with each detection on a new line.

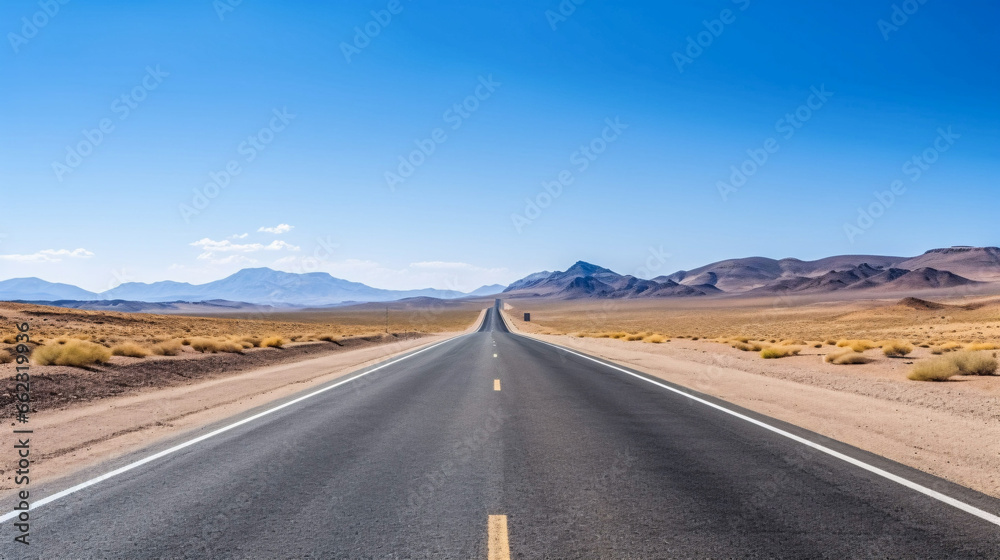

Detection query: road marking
xmin=531 ymin=338 xmax=1000 ymax=528
xmin=0 ymin=335 xmax=470 ymax=524
xmin=494 ymin=379 xmax=501 ymax=391
xmin=487 ymin=514 xmax=510 ymax=560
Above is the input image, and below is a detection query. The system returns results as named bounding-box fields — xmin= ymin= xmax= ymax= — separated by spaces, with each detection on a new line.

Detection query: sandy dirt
xmin=0 ymin=308 xmax=487 ymax=499
xmin=1 ymin=333 xmax=428 ymax=412
xmin=502 ymin=310 xmax=1000 ymax=499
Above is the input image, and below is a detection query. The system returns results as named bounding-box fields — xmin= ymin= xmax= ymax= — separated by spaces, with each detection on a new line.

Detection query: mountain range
xmin=0 ymin=268 xmax=505 ymax=306
xmin=501 ymin=246 xmax=1000 ymax=300
xmin=2 ymin=247 xmax=999 ymax=307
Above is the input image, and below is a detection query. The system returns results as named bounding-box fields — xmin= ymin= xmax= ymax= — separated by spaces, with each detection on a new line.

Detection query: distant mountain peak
xmin=564 ymin=261 xmax=616 ymax=275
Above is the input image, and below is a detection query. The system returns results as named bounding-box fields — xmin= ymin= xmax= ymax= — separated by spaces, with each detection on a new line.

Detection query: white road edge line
xmin=531 ymin=337 xmax=1000 ymax=528
xmin=0 ymin=334 xmax=469 ymax=524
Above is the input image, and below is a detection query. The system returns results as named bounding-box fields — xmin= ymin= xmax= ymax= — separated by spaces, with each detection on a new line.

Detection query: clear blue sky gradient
xmin=2 ymin=0 xmax=998 ymax=292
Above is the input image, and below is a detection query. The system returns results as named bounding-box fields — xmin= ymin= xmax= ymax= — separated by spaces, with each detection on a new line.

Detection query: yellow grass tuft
xmin=732 ymin=341 xmax=763 ymax=352
xmin=111 ymin=343 xmax=150 ymax=358
xmin=880 ymin=340 xmax=913 ymax=357
xmin=261 ymin=336 xmax=285 ymax=348
xmin=825 ymin=350 xmax=871 ymax=365
xmin=950 ymin=351 xmax=998 ymax=376
xmin=966 ymin=343 xmax=1000 ymax=351
xmin=907 ymin=351 xmax=997 ymax=381
xmin=837 ymin=339 xmax=876 ymax=353
xmin=33 ymin=339 xmax=111 ymax=367
xmin=0 ymin=350 xmax=13 ymax=364
xmin=760 ymin=346 xmax=800 ymax=359
xmin=151 ymin=340 xmax=183 ymax=356
xmin=643 ymin=334 xmax=666 ymax=343
xmin=625 ymin=333 xmax=645 ymax=341
xmin=909 ymin=358 xmax=960 ymax=381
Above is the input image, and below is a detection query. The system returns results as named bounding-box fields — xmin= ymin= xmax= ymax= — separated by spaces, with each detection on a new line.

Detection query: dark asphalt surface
xmin=4 ymin=304 xmax=1000 ymax=558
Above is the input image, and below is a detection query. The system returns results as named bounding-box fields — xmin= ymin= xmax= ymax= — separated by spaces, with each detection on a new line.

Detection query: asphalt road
xmin=4 ymin=304 xmax=1000 ymax=558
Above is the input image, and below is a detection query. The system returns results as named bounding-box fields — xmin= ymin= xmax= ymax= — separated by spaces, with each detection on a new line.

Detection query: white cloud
xmin=257 ymin=224 xmax=293 ymax=234
xmin=190 ymin=238 xmax=299 ymax=263
xmin=0 ymin=248 xmax=94 ymax=262
xmin=229 ymin=233 xmax=249 ymax=239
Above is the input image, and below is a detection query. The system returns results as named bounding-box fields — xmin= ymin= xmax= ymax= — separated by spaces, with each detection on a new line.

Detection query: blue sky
xmin=2 ymin=0 xmax=998 ymax=292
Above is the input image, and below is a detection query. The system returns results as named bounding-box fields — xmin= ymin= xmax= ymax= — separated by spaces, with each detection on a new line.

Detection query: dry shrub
xmin=151 ymin=340 xmax=183 ymax=356
xmin=825 ymin=350 xmax=870 ymax=365
xmin=190 ymin=338 xmax=243 ymax=354
xmin=33 ymin=339 xmax=111 ymax=367
xmin=837 ymin=339 xmax=876 ymax=352
xmin=909 ymin=358 xmax=960 ymax=381
xmin=760 ymin=346 xmax=800 ymax=359
xmin=732 ymin=341 xmax=763 ymax=352
xmin=779 ymin=339 xmax=806 ymax=346
xmin=625 ymin=333 xmax=645 ymax=341
xmin=261 ymin=336 xmax=285 ymax=348
xmin=317 ymin=334 xmax=340 ymax=343
xmin=608 ymin=332 xmax=629 ymax=340
xmin=939 ymin=341 xmax=964 ymax=353
xmin=0 ymin=350 xmax=13 ymax=364
xmin=241 ymin=336 xmax=262 ymax=348
xmin=825 ymin=340 xmax=837 ymax=346
xmin=966 ymin=343 xmax=1000 ymax=351
xmin=950 ymin=351 xmax=998 ymax=376
xmin=880 ymin=340 xmax=913 ymax=357
xmin=643 ymin=334 xmax=666 ymax=343
xmin=111 ymin=343 xmax=150 ymax=358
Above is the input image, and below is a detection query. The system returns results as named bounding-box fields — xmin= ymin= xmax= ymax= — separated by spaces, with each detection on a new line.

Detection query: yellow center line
xmin=493 ymin=379 xmax=501 ymax=391
xmin=487 ymin=515 xmax=510 ymax=560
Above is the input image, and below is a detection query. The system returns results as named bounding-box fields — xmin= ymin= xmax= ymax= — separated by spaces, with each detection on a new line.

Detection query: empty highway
xmin=3 ymin=304 xmax=1000 ymax=558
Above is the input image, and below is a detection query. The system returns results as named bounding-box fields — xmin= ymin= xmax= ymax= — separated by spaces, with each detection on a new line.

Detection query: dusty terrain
xmin=0 ymin=301 xmax=483 ymax=408
xmin=504 ymin=294 xmax=1000 ymax=344
xmin=0 ymin=300 xmax=482 ymax=347
xmin=501 ymin=300 xmax=1000 ymax=499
